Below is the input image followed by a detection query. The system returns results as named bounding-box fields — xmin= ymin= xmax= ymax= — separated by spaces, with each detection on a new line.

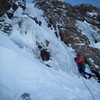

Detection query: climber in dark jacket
xmin=75 ymin=52 xmax=94 ymax=79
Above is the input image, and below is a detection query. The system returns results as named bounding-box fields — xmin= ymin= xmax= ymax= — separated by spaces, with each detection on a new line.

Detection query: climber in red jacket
xmin=75 ymin=52 xmax=94 ymax=79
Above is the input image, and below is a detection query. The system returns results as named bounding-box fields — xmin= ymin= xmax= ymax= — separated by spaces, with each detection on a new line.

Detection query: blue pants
xmin=81 ymin=72 xmax=91 ymax=77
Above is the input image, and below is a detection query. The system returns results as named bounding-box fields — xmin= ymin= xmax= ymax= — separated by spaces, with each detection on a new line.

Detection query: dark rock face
xmin=21 ymin=93 xmax=31 ymax=100
xmin=0 ymin=0 xmax=26 ymax=17
xmin=40 ymin=49 xmax=51 ymax=61
xmin=0 ymin=0 xmax=11 ymax=16
xmin=35 ymin=0 xmax=100 ymax=77
xmin=36 ymin=41 xmax=51 ymax=61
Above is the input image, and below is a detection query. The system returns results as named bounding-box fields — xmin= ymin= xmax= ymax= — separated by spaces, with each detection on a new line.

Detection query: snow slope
xmin=0 ymin=3 xmax=100 ymax=100
xmin=0 ymin=33 xmax=100 ymax=100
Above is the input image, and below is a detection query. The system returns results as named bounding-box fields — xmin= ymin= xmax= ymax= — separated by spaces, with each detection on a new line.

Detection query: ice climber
xmin=75 ymin=52 xmax=94 ymax=79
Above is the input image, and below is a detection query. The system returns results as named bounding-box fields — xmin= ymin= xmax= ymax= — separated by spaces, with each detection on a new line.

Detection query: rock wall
xmin=35 ymin=0 xmax=100 ymax=77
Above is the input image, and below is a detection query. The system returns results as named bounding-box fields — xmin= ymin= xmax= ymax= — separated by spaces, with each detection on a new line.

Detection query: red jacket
xmin=75 ymin=56 xmax=84 ymax=64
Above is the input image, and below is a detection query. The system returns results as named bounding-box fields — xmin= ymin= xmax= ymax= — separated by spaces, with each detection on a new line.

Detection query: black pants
xmin=77 ymin=63 xmax=91 ymax=77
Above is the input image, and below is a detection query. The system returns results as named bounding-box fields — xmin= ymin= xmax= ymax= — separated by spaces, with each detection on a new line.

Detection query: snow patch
xmin=76 ymin=20 xmax=100 ymax=49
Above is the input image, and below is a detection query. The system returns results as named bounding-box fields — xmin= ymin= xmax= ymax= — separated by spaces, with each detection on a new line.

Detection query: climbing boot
xmin=83 ymin=75 xmax=87 ymax=79
xmin=88 ymin=74 xmax=92 ymax=79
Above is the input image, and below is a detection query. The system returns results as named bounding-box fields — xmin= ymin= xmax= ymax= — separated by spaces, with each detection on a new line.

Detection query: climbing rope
xmin=81 ymin=77 xmax=95 ymax=100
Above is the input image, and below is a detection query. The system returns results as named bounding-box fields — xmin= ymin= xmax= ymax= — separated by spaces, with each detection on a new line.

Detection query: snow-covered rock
xmin=0 ymin=1 xmax=100 ymax=100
